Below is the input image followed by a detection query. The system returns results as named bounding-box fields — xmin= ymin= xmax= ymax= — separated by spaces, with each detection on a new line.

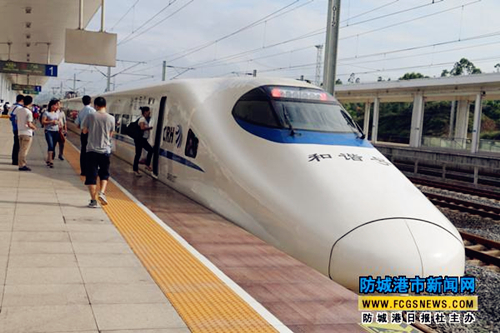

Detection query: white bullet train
xmin=64 ymin=77 xmax=465 ymax=291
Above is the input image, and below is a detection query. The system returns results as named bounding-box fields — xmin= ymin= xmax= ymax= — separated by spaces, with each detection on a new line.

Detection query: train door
xmin=152 ymin=96 xmax=167 ymax=176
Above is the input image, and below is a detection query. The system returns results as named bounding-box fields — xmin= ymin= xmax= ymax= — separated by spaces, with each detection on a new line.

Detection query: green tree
xmin=450 ymin=58 xmax=482 ymax=76
xmin=399 ymin=72 xmax=429 ymax=80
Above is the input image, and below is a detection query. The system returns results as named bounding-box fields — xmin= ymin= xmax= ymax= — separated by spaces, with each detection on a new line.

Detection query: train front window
xmin=274 ymin=101 xmax=360 ymax=134
xmin=233 ymin=100 xmax=280 ymax=128
xmin=233 ymin=85 xmax=363 ymax=135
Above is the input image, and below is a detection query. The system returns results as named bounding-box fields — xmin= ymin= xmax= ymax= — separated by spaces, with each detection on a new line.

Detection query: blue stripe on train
xmin=114 ymin=134 xmax=204 ymax=173
xmin=235 ymin=118 xmax=373 ymax=147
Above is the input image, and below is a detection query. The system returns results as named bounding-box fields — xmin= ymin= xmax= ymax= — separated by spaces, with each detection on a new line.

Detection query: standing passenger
xmin=9 ymin=95 xmax=24 ymax=165
xmin=82 ymin=97 xmax=115 ymax=208
xmin=56 ymin=107 xmax=67 ymax=160
xmin=16 ymin=96 xmax=36 ymax=171
xmin=133 ymin=106 xmax=154 ymax=177
xmin=42 ymin=99 xmax=61 ymax=168
xmin=3 ymin=102 xmax=10 ymax=115
xmin=75 ymin=96 xmax=95 ymax=176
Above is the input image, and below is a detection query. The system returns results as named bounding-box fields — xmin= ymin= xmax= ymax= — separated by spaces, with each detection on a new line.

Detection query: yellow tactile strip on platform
xmin=64 ymin=144 xmax=277 ymax=333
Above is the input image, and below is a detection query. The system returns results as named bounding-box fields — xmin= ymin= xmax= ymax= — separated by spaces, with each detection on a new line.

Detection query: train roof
xmin=62 ymin=77 xmax=320 ymax=103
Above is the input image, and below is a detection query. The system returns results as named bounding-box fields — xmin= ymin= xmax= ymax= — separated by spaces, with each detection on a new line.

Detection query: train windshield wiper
xmin=341 ymin=110 xmax=365 ymax=139
xmin=282 ymin=105 xmax=298 ymax=136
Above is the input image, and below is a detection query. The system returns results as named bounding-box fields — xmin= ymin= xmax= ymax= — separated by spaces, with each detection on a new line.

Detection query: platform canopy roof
xmin=336 ymin=73 xmax=500 ymax=103
xmin=0 ymin=0 xmax=101 ymax=87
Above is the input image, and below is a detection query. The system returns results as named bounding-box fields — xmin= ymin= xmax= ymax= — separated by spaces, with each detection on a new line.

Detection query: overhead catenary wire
xmin=148 ymin=0 xmax=304 ymax=64
xmin=116 ymin=0 xmax=400 ymax=74
xmin=107 ymin=24 xmax=500 ymax=88
xmin=340 ymin=0 xmax=482 ymax=41
xmin=109 ymin=0 xmax=141 ymax=31
xmin=340 ymin=0 xmax=400 ymax=24
xmin=114 ymin=0 xmax=446 ymax=79
xmin=158 ymin=0 xmax=446 ymax=68
xmin=155 ymin=0 xmax=458 ymax=74
xmin=118 ymin=0 xmax=195 ymax=45
xmin=252 ymin=54 xmax=500 ymax=78
xmin=118 ymin=0 xmax=181 ymax=44
xmin=340 ymin=0 xmax=444 ymax=28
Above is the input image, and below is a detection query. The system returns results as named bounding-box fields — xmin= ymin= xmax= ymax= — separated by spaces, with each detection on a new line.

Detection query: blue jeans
xmin=45 ymin=130 xmax=59 ymax=152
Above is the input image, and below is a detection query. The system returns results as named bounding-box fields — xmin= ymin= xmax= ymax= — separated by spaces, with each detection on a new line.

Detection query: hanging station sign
xmin=0 ymin=60 xmax=57 ymax=77
xmin=12 ymin=84 xmax=42 ymax=92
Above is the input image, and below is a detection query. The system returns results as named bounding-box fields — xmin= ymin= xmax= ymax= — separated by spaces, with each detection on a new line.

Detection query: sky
xmin=41 ymin=0 xmax=500 ymax=99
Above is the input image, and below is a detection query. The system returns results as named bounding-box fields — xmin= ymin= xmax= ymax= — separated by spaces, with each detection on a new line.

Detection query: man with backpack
xmin=9 ymin=95 xmax=24 ymax=165
xmin=131 ymin=106 xmax=154 ymax=177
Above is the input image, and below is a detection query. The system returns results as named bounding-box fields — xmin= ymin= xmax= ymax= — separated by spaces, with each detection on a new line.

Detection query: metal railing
xmin=422 ymin=136 xmax=500 ymax=153
xmin=422 ymin=136 xmax=471 ymax=150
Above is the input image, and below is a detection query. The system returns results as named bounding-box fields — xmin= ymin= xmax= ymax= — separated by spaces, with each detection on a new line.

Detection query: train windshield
xmin=275 ymin=101 xmax=359 ymax=134
xmin=233 ymin=85 xmax=363 ymax=135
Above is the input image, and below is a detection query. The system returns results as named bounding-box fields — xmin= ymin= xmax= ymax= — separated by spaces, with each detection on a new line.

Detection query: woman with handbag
xmin=42 ymin=99 xmax=61 ymax=168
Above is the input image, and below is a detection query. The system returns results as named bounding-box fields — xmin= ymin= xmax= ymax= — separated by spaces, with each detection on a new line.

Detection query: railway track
xmin=410 ymin=177 xmax=500 ymax=201
xmin=423 ymin=192 xmax=500 ymax=220
xmin=460 ymin=231 xmax=500 ymax=270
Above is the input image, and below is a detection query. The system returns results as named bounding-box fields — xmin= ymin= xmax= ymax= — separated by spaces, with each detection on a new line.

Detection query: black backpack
xmin=126 ymin=118 xmax=142 ymax=139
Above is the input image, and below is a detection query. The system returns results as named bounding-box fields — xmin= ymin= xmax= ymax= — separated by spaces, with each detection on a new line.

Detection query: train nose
xmin=329 ymin=219 xmax=465 ymax=292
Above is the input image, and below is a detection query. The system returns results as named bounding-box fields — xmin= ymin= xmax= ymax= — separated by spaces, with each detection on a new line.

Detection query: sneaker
xmin=134 ymin=171 xmax=142 ymax=177
xmin=18 ymin=166 xmax=31 ymax=171
xmin=88 ymin=200 xmax=98 ymax=208
xmin=58 ymin=155 xmax=64 ymax=161
xmin=151 ymin=173 xmax=158 ymax=180
xmin=145 ymin=166 xmax=152 ymax=171
xmin=98 ymin=192 xmax=108 ymax=205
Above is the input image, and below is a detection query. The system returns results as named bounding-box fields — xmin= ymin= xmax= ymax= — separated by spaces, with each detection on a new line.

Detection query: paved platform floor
xmin=0 ymin=120 xmax=190 ymax=332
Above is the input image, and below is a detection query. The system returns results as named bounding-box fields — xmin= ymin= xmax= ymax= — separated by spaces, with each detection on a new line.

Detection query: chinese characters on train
xmin=308 ymin=153 xmax=390 ymax=166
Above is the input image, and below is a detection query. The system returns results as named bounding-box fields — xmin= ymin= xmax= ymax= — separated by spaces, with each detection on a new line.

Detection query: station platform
xmin=0 ymin=119 xmax=363 ymax=333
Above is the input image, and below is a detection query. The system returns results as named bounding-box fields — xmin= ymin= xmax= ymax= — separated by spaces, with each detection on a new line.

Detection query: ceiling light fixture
xmin=25 ymin=7 xmax=32 ymax=14
xmin=26 ymin=22 xmax=31 ymax=28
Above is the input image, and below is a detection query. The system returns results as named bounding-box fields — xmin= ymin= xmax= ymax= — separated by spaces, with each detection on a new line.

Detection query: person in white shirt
xmin=75 ymin=95 xmax=96 ymax=176
xmin=16 ymin=96 xmax=37 ymax=171
xmin=42 ymin=99 xmax=61 ymax=168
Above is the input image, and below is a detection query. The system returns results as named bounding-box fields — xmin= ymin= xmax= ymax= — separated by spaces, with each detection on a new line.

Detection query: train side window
xmin=233 ymin=100 xmax=280 ymax=128
xmin=185 ymin=129 xmax=199 ymax=158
